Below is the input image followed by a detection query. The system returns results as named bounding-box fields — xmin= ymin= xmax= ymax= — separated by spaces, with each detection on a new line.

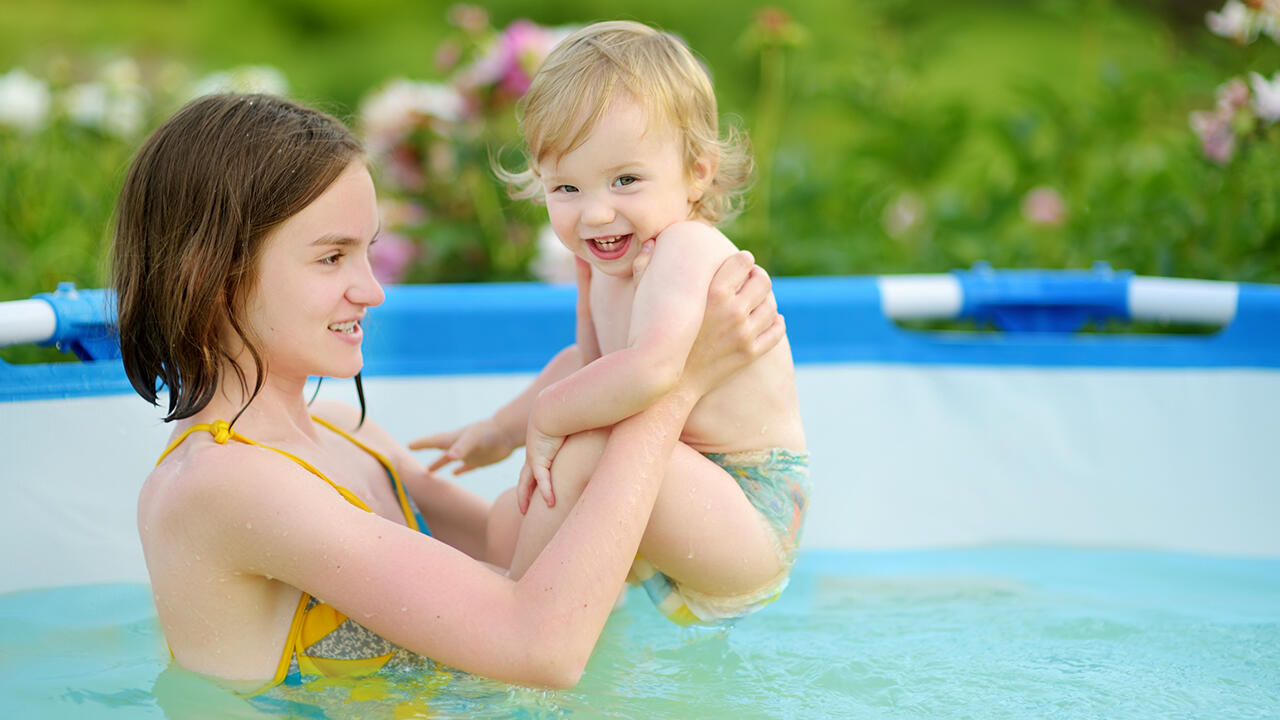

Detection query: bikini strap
xmin=153 ymin=419 xmax=374 ymax=513
xmin=311 ymin=416 xmax=421 ymax=532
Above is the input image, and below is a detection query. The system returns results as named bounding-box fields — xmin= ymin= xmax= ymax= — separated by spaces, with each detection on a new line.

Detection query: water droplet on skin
xmin=245 ymin=522 xmax=253 ymax=530
xmin=400 ymin=606 xmax=407 ymax=612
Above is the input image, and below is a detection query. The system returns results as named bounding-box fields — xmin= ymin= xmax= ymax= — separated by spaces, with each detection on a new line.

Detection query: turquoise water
xmin=2 ymin=548 xmax=1277 ymax=719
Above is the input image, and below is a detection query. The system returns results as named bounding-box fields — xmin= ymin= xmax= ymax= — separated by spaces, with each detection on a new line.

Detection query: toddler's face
xmin=537 ymin=97 xmax=706 ymax=278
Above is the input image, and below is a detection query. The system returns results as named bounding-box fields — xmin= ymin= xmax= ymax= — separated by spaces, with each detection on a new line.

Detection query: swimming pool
xmin=2 ymin=268 xmax=1279 ymax=718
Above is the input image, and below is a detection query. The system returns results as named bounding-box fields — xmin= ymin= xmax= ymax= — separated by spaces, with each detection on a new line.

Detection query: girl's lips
xmin=587 ymin=233 xmax=632 ymax=261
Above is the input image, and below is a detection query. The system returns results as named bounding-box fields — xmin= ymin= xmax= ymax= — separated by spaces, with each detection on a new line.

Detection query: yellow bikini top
xmin=155 ymin=416 xmax=432 ymax=690
xmin=155 ymin=416 xmax=420 ymax=529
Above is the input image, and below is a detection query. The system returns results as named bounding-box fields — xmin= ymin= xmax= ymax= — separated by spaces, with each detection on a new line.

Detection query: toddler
xmin=413 ymin=20 xmax=810 ymax=625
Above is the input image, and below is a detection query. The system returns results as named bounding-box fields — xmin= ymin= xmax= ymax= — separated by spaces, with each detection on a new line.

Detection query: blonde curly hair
xmin=499 ymin=20 xmax=753 ymax=225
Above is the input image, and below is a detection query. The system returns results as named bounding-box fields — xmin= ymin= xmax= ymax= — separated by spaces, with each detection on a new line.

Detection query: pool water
xmin=2 ymin=547 xmax=1277 ymax=719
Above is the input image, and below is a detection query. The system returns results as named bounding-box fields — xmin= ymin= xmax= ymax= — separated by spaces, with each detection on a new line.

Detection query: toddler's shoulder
xmin=654 ymin=221 xmax=738 ymax=262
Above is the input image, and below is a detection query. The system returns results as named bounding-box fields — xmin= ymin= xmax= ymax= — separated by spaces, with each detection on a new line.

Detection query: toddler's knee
xmin=548 ymin=428 xmax=610 ymax=495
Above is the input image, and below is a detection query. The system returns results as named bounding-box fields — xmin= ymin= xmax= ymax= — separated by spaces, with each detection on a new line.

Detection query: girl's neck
xmin=189 ymin=364 xmax=320 ymax=441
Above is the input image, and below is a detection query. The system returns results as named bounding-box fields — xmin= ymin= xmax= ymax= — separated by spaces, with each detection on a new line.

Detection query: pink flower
xmin=386 ymin=146 xmax=426 ymax=193
xmin=448 ymin=4 xmax=489 ymax=35
xmin=1190 ymin=109 xmax=1238 ymax=165
xmin=359 ymin=79 xmax=463 ymax=156
xmin=369 ymin=232 xmax=418 ymax=284
xmin=1021 ymin=186 xmax=1067 ymax=227
xmin=379 ymin=199 xmax=428 ymax=228
xmin=1216 ymin=77 xmax=1251 ymax=112
xmin=456 ymin=20 xmax=572 ymax=100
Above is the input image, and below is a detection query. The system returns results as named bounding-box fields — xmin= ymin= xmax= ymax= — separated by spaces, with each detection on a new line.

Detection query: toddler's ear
xmin=688 ymin=151 xmax=718 ymax=203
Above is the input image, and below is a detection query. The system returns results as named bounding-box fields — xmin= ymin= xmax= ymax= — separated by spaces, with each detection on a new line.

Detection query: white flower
xmin=358 ymin=79 xmax=463 ymax=155
xmin=0 ymin=68 xmax=52 ymax=133
xmin=531 ymin=224 xmax=576 ymax=284
xmin=190 ymin=65 xmax=288 ymax=98
xmin=1207 ymin=1 xmax=1257 ymax=43
xmin=62 ymin=82 xmax=108 ymax=127
xmin=62 ymin=81 xmax=148 ymax=138
xmin=100 ymin=57 xmax=141 ymax=89
xmin=882 ymin=191 xmax=926 ymax=238
xmin=1249 ymin=71 xmax=1280 ymax=121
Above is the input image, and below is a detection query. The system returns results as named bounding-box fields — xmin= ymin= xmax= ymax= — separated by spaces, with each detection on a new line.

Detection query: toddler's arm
xmin=520 ymin=223 xmax=738 ymax=501
xmin=409 ymin=345 xmax=585 ymax=473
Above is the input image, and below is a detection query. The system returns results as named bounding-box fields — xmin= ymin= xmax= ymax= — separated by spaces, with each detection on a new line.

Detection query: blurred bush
xmin=2 ymin=0 xmax=1279 ymax=366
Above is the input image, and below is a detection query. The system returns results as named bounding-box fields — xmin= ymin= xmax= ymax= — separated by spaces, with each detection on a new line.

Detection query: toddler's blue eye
xmin=554 ymin=184 xmax=579 ymax=193
xmin=614 ymin=176 xmax=637 ymax=187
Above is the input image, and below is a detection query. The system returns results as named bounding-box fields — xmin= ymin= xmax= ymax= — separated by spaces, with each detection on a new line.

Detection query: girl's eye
xmin=613 ymin=175 xmax=637 ymax=187
xmin=320 ymin=253 xmax=342 ymax=265
xmin=553 ymin=184 xmax=578 ymax=193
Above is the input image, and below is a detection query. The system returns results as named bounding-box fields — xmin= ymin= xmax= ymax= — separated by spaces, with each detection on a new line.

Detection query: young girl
xmin=115 ymin=92 xmax=782 ymax=692
xmin=411 ymin=21 xmax=810 ymax=626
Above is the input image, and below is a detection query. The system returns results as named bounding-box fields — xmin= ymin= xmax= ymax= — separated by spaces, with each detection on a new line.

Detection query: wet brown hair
xmin=111 ymin=93 xmax=364 ymax=422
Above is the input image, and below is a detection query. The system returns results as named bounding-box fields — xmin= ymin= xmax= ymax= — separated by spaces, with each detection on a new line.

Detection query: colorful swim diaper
xmin=630 ymin=448 xmax=811 ymax=626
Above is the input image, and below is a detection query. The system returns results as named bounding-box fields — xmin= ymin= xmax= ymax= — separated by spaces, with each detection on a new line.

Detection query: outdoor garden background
xmin=2 ymin=0 xmax=1278 ymax=365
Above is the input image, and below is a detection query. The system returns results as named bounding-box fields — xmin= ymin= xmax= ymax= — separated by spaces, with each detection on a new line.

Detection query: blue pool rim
xmin=3 ymin=270 xmax=1280 ymax=402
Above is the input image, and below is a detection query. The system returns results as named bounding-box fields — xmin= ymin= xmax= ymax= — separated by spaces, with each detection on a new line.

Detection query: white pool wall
xmin=5 ymin=361 xmax=1277 ymax=595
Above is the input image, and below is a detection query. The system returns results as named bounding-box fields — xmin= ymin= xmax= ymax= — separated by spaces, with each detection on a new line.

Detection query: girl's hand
xmin=680 ymin=251 xmax=783 ymax=396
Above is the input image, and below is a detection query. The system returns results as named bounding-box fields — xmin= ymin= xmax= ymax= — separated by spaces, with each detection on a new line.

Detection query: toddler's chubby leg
xmin=638 ymin=443 xmax=784 ymax=598
xmin=506 ymin=428 xmax=611 ymax=580
xmin=506 ymin=429 xmax=784 ymax=600
xmin=485 ymin=488 xmax=521 ymax=571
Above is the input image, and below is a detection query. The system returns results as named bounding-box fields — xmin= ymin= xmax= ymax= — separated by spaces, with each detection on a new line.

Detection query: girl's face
xmin=538 ymin=96 xmax=712 ymax=278
xmin=241 ymin=160 xmax=385 ymax=381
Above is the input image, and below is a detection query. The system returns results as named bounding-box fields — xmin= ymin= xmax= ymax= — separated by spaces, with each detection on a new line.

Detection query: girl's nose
xmin=349 ymin=257 xmax=386 ymax=307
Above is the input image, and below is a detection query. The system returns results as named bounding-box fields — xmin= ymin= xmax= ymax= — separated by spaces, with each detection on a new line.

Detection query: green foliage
xmin=2 ymin=0 xmax=1279 ymax=369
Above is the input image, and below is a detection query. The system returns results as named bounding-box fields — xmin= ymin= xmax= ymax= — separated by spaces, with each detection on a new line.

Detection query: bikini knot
xmin=211 ymin=420 xmax=232 ymax=444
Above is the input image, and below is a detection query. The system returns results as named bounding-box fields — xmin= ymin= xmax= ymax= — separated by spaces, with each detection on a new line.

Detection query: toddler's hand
xmin=518 ymin=425 xmax=565 ymax=513
xmin=631 ymin=237 xmax=656 ymax=282
xmin=408 ymin=417 xmax=516 ymax=475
